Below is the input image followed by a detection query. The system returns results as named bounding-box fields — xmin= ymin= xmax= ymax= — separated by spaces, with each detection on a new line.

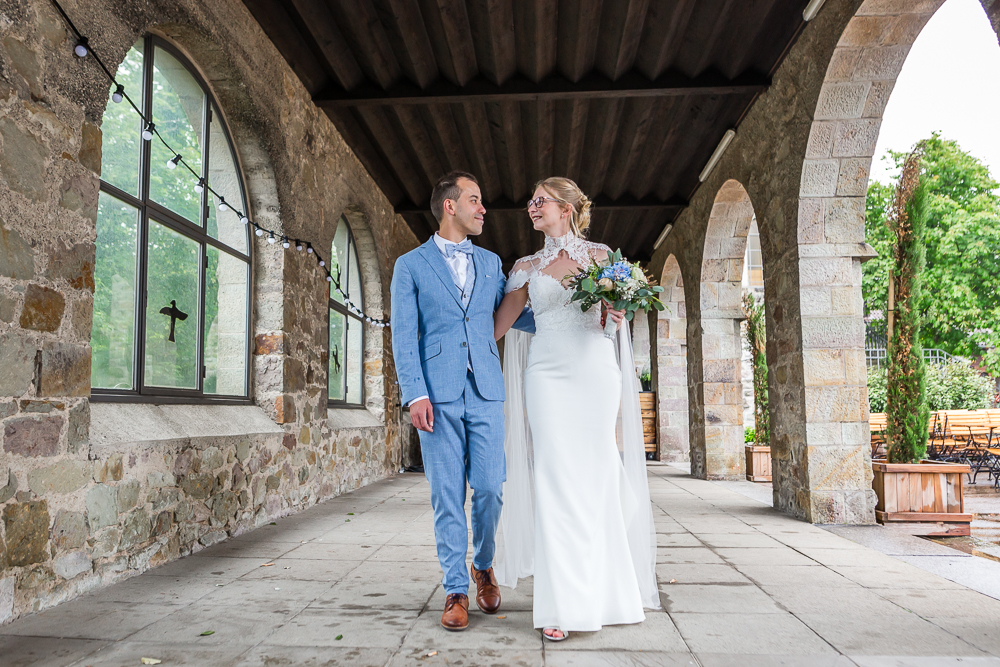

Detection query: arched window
xmin=91 ymin=36 xmax=251 ymax=401
xmin=329 ymin=217 xmax=365 ymax=407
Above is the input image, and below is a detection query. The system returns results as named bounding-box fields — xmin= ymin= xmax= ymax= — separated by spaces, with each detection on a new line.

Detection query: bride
xmin=492 ymin=177 xmax=659 ymax=641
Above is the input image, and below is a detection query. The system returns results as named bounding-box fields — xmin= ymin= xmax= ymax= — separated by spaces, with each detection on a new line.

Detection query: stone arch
xmin=698 ymin=180 xmax=757 ymax=480
xmin=788 ymin=0 xmax=998 ymax=522
xmin=338 ymin=205 xmax=388 ymax=420
xmin=654 ymin=254 xmax=689 ymax=462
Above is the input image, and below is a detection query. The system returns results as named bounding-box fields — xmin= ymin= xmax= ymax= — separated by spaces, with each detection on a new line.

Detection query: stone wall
xmin=0 ymin=0 xmax=418 ymax=624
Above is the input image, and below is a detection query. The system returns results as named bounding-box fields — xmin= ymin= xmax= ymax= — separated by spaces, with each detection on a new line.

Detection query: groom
xmin=391 ymin=171 xmax=533 ymax=631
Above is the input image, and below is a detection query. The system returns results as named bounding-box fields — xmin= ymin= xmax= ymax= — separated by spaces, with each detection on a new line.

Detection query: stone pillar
xmin=653 ymin=255 xmax=689 ymax=462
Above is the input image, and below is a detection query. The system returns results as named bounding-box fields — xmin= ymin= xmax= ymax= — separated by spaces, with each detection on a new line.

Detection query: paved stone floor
xmin=3 ymin=463 xmax=1000 ymax=666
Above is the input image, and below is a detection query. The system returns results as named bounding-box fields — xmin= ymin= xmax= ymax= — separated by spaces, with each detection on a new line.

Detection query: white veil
xmin=494 ymin=321 xmax=660 ymax=610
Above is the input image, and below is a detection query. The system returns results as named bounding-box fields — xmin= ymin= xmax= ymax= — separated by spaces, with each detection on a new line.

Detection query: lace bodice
xmin=506 ymin=232 xmax=611 ymax=336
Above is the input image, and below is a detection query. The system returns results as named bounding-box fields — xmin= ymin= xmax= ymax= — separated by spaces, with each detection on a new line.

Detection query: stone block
xmin=181 ymin=473 xmax=215 ymax=499
xmin=0 ymin=577 xmax=13 ymax=624
xmin=836 ymin=158 xmax=871 ymax=197
xmin=147 ymin=471 xmax=176 ymax=488
xmin=832 ymin=119 xmax=881 ymax=158
xmin=797 ymin=198 xmax=824 ymax=245
xmin=38 ymin=342 xmax=91 ymax=397
xmin=702 ymin=359 xmax=740 ymax=384
xmin=0 ymin=292 xmax=15 ymax=322
xmin=120 ymin=510 xmax=152 ymax=550
xmin=853 ymin=45 xmax=908 ymax=81
xmin=153 ymin=510 xmax=172 ymax=537
xmin=117 ymin=480 xmax=141 ymax=511
xmin=52 ymin=550 xmax=91 ymax=580
xmin=212 ymin=490 xmax=239 ymax=523
xmin=863 ymin=80 xmax=895 ymax=118
xmin=200 ymin=530 xmax=227 ymax=547
xmin=839 ymin=16 xmax=894 ymax=47
xmin=0 ymin=218 xmax=35 ymax=280
xmin=90 ymin=526 xmax=120 ymax=558
xmin=831 ymin=286 xmax=860 ymax=316
xmin=883 ymin=13 xmax=933 ymax=45
xmin=3 ymin=500 xmax=50 ymax=566
xmin=0 ymin=469 xmax=16 ymax=504
xmin=254 ymin=332 xmax=286 ymax=354
xmin=3 ymin=416 xmax=63 ymax=457
xmin=19 ymin=283 xmax=65 ymax=332
xmin=800 ymin=159 xmax=840 ymax=197
xmin=0 ymin=118 xmax=48 ymax=202
xmin=803 ymin=349 xmax=847 ymax=386
xmin=150 ymin=487 xmax=181 ymax=513
xmin=799 ymin=287 xmax=833 ymax=317
xmin=801 ymin=316 xmax=864 ymax=349
xmin=86 ymin=484 xmax=118 ymax=532
xmin=236 ymin=440 xmax=251 ymax=462
xmin=79 ymin=121 xmax=102 ymax=175
xmin=52 ymin=510 xmax=87 ymax=551
xmin=96 ymin=453 xmax=124 ymax=482
xmin=46 ymin=242 xmax=96 ymax=292
xmin=0 ymin=332 xmax=38 ymax=396
xmin=202 ymin=446 xmax=224 ymax=471
xmin=799 ymin=256 xmax=854 ymax=287
xmin=824 ymin=47 xmax=862 ymax=82
xmin=814 ymin=82 xmax=869 ymax=120
xmin=28 ymin=459 xmax=91 ymax=495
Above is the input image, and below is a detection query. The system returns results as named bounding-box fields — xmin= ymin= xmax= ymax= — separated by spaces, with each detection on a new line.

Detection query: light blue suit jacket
xmin=391 ymin=237 xmax=534 ymax=405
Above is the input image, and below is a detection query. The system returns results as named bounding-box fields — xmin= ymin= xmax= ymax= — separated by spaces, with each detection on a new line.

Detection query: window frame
xmin=91 ymin=35 xmax=253 ymax=405
xmin=328 ymin=219 xmax=366 ymax=409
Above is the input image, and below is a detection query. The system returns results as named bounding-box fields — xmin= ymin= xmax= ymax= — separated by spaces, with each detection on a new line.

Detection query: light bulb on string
xmin=239 ymin=215 xmax=248 ymax=225
xmin=218 ymin=198 xmax=229 ymax=212
xmin=74 ymin=38 xmax=88 ymax=58
xmin=166 ymin=154 xmax=181 ymax=170
xmin=194 ymin=178 xmax=205 ymax=194
xmin=255 ymin=228 xmax=264 ymax=237
xmin=306 ymin=244 xmax=313 ymax=254
xmin=319 ymin=260 xmax=325 ymax=267
xmin=267 ymin=233 xmax=276 ymax=244
xmin=296 ymin=241 xmax=303 ymax=251
xmin=111 ymin=84 xmax=124 ymax=104
xmin=282 ymin=237 xmax=290 ymax=249
xmin=142 ymin=122 xmax=155 ymax=141
xmin=326 ymin=275 xmax=333 ymax=282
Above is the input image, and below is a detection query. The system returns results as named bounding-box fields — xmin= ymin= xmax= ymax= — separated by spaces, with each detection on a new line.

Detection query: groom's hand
xmin=410 ymin=399 xmax=434 ymax=432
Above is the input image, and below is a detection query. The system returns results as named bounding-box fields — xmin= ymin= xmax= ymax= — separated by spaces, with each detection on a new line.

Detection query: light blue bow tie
xmin=445 ymin=239 xmax=474 ymax=258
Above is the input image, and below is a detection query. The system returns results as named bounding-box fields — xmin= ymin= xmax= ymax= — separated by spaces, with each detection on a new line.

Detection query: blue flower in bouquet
xmin=599 ymin=261 xmax=633 ymax=282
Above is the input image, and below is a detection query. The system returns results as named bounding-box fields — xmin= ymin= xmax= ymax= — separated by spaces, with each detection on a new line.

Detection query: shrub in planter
xmin=868 ymin=361 xmax=992 ymax=413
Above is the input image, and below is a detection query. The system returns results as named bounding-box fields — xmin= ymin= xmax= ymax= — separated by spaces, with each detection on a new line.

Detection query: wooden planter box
xmin=639 ymin=392 xmax=657 ymax=456
xmin=872 ymin=460 xmax=973 ymax=536
xmin=745 ymin=445 xmax=771 ymax=482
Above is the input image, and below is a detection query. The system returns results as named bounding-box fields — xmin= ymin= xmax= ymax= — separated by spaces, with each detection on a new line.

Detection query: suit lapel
xmin=418 ymin=237 xmax=464 ymax=309
xmin=467 ymin=246 xmax=485 ymax=310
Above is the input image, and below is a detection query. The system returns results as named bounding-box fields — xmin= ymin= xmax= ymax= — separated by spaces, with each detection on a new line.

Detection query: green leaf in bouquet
xmin=606 ymin=250 xmax=614 ymax=264
xmin=651 ymin=286 xmax=664 ymax=292
xmin=652 ymin=300 xmax=665 ymax=311
xmin=626 ymin=311 xmax=634 ymax=321
xmin=581 ymin=277 xmax=596 ymax=292
xmin=637 ymin=289 xmax=650 ymax=297
xmin=613 ymin=249 xmax=623 ymax=263
xmin=613 ymin=299 xmax=627 ymax=310
xmin=571 ymin=291 xmax=587 ymax=301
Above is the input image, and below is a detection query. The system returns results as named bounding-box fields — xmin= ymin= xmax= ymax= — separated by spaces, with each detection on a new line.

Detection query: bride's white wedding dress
xmin=495 ymin=232 xmax=659 ymax=632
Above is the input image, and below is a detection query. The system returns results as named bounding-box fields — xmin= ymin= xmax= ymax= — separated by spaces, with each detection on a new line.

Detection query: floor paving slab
xmin=262 ymin=607 xmax=419 ymax=648
xmin=3 ymin=465 xmax=999 ymax=666
xmin=0 ymin=636 xmax=107 ymax=667
xmin=659 ymin=583 xmax=783 ymax=614
xmin=237 ymin=645 xmax=395 ymax=667
xmin=671 ymin=611 xmax=837 ymax=655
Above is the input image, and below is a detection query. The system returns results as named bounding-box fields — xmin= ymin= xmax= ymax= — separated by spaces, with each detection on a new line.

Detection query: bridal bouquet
xmin=567 ymin=249 xmax=665 ymax=339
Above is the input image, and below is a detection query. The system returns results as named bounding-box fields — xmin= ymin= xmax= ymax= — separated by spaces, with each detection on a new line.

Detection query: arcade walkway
xmin=3 ymin=465 xmax=1000 ymax=666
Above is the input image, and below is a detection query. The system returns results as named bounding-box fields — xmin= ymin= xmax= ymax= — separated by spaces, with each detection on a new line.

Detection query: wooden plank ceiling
xmin=242 ymin=0 xmax=804 ymax=265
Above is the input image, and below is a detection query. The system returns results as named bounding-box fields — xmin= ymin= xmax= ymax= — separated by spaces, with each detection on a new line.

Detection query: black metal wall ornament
xmin=159 ymin=300 xmax=188 ymax=342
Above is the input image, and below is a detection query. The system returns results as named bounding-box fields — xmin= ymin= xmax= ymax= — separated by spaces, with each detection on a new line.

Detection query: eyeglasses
xmin=526 ymin=196 xmax=560 ymax=210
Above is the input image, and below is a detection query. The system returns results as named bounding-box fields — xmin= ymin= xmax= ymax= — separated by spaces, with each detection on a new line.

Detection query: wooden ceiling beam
xmin=393 ymin=193 xmax=688 ymax=215
xmin=314 ymin=67 xmax=769 ymax=107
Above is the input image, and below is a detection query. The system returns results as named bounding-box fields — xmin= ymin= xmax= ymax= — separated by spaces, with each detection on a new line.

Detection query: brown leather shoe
xmin=471 ymin=564 xmax=501 ymax=614
xmin=441 ymin=593 xmax=469 ymax=631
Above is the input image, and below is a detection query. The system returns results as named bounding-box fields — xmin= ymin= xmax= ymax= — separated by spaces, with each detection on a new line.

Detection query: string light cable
xmin=49 ymin=0 xmax=389 ymax=327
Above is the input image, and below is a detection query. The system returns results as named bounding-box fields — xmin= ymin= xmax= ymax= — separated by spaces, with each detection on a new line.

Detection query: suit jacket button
xmin=461 ymin=342 xmax=467 ymax=347
xmin=465 ymin=317 xmax=470 ymax=322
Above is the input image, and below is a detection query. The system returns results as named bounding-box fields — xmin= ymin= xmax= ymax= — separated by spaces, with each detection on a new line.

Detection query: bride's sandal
xmin=542 ymin=627 xmax=568 ymax=642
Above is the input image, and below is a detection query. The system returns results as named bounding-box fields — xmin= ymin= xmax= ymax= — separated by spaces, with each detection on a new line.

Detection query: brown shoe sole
xmin=441 ymin=620 xmax=469 ymax=631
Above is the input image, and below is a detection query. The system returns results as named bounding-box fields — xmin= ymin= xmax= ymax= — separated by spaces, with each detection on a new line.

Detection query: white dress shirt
xmin=408 ymin=234 xmax=470 ymax=408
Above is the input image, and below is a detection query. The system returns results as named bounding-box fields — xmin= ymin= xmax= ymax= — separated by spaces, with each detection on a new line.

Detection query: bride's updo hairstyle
xmin=537 ymin=177 xmax=592 ymax=238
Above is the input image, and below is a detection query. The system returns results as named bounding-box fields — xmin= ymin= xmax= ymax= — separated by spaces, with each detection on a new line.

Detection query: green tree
xmin=864 ymin=134 xmax=1000 ymax=374
xmin=885 ymin=149 xmax=930 ymax=464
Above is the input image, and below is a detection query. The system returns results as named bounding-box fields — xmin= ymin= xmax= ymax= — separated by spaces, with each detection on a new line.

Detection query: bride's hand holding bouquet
xmin=566 ymin=249 xmax=666 ymax=339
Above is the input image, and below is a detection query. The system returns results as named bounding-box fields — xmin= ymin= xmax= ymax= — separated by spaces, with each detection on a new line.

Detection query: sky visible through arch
xmin=870 ymin=0 xmax=1000 ymax=186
